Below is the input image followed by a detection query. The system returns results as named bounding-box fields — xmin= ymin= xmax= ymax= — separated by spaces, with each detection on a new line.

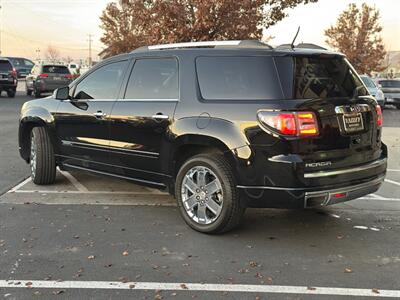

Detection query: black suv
xmin=19 ymin=41 xmax=387 ymax=233
xmin=0 ymin=57 xmax=18 ymax=98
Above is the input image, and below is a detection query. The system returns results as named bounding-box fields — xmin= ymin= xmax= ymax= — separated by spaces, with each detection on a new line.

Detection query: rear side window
xmin=0 ymin=60 xmax=12 ymax=72
xmin=276 ymin=56 xmax=368 ymax=99
xmin=125 ymin=58 xmax=179 ymax=100
xmin=196 ymin=56 xmax=283 ymax=100
xmin=379 ymin=80 xmax=400 ymax=88
xmin=43 ymin=65 xmax=70 ymax=74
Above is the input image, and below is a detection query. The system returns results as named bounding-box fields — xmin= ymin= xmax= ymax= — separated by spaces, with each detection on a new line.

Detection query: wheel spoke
xmin=197 ymin=170 xmax=206 ymax=187
xmin=184 ymin=176 xmax=198 ymax=193
xmin=197 ymin=205 xmax=207 ymax=224
xmin=205 ymin=179 xmax=221 ymax=195
xmin=206 ymin=198 xmax=222 ymax=216
xmin=184 ymin=195 xmax=197 ymax=211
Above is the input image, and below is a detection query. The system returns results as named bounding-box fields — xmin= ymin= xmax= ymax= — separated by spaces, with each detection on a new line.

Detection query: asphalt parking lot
xmin=0 ymin=82 xmax=400 ymax=299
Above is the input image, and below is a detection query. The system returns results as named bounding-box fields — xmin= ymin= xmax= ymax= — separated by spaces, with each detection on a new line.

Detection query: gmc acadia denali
xmin=19 ymin=40 xmax=387 ymax=233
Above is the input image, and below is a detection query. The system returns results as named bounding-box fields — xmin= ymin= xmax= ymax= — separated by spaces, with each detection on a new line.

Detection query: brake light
xmin=10 ymin=68 xmax=17 ymax=78
xmin=64 ymin=74 xmax=74 ymax=79
xmin=258 ymin=111 xmax=319 ymax=137
xmin=39 ymin=73 xmax=49 ymax=78
xmin=375 ymin=105 xmax=383 ymax=127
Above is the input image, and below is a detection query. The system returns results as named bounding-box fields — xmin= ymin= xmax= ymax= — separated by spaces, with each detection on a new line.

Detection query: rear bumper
xmin=238 ymin=157 xmax=387 ymax=209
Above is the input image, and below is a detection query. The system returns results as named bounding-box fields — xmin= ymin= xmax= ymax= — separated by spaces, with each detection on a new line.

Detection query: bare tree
xmin=325 ymin=3 xmax=386 ymax=75
xmin=100 ymin=0 xmax=318 ymax=58
xmin=45 ymin=46 xmax=60 ymax=63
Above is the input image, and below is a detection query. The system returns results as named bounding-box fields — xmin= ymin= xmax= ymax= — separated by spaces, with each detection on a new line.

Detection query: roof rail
xmin=131 ymin=40 xmax=272 ymax=53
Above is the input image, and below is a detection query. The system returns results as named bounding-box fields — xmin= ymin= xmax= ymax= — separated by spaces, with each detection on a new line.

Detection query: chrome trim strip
xmin=236 ymin=185 xmax=304 ymax=191
xmin=335 ymin=104 xmax=371 ymax=114
xmin=61 ymin=140 xmax=159 ymax=157
xmin=62 ymin=163 xmax=166 ymax=188
xmin=148 ymin=40 xmax=241 ymax=50
xmin=304 ymin=158 xmax=387 ymax=178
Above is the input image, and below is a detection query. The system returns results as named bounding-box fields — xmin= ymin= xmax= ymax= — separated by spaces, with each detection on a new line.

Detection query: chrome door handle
xmin=93 ymin=111 xmax=107 ymax=118
xmin=152 ymin=114 xmax=169 ymax=120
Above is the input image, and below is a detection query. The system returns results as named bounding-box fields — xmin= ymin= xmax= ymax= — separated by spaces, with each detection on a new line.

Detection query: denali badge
xmin=305 ymin=161 xmax=332 ymax=168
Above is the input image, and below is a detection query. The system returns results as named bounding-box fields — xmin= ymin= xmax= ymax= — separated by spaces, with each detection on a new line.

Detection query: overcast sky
xmin=0 ymin=0 xmax=399 ymax=61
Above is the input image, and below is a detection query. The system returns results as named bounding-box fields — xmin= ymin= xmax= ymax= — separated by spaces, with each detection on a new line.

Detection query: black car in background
xmin=377 ymin=79 xmax=400 ymax=109
xmin=26 ymin=64 xmax=74 ymax=98
xmin=0 ymin=57 xmax=18 ymax=98
xmin=18 ymin=41 xmax=387 ymax=233
xmin=6 ymin=57 xmax=34 ymax=78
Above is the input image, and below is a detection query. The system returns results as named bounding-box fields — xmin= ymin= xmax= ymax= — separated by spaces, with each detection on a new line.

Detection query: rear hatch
xmin=41 ymin=65 xmax=72 ymax=88
xmin=275 ymin=54 xmax=384 ymax=186
xmin=0 ymin=60 xmax=13 ymax=83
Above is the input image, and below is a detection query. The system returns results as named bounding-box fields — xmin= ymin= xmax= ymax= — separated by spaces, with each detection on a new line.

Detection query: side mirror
xmin=55 ymin=86 xmax=70 ymax=100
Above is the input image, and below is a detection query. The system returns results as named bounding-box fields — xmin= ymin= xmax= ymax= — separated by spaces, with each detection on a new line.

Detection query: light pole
xmin=0 ymin=1 xmax=2 ymax=56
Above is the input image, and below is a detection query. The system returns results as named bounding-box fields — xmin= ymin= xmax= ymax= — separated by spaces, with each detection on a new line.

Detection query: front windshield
xmin=361 ymin=76 xmax=376 ymax=88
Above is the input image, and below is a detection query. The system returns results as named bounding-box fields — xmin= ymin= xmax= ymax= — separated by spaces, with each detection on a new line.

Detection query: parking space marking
xmin=360 ymin=197 xmax=400 ymax=201
xmin=387 ymin=169 xmax=400 ymax=172
xmin=0 ymin=280 xmax=399 ymax=298
xmin=385 ymin=179 xmax=400 ymax=187
xmin=7 ymin=177 xmax=31 ymax=193
xmin=58 ymin=169 xmax=89 ymax=192
xmin=9 ymin=190 xmax=167 ymax=195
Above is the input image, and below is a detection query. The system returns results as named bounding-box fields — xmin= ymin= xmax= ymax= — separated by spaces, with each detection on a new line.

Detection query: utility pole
xmin=35 ymin=48 xmax=41 ymax=61
xmin=87 ymin=34 xmax=93 ymax=66
xmin=0 ymin=1 xmax=3 ymax=56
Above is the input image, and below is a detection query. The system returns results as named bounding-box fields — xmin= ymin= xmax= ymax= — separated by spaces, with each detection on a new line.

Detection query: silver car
xmin=360 ymin=75 xmax=385 ymax=107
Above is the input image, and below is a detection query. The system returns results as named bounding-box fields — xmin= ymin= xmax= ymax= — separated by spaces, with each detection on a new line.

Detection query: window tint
xmin=125 ymin=58 xmax=178 ymax=100
xmin=24 ymin=59 xmax=34 ymax=67
xmin=379 ymin=80 xmax=400 ymax=88
xmin=74 ymin=61 xmax=127 ymax=100
xmin=292 ymin=56 xmax=368 ymax=99
xmin=43 ymin=65 xmax=70 ymax=74
xmin=196 ymin=56 xmax=282 ymax=100
xmin=0 ymin=60 xmax=12 ymax=72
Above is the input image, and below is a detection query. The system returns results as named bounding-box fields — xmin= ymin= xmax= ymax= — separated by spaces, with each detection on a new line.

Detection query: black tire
xmin=30 ymin=127 xmax=56 ymax=185
xmin=175 ymin=154 xmax=245 ymax=234
xmin=396 ymin=104 xmax=400 ymax=110
xmin=7 ymin=90 xmax=16 ymax=98
xmin=26 ymin=88 xmax=32 ymax=96
xmin=34 ymin=89 xmax=41 ymax=98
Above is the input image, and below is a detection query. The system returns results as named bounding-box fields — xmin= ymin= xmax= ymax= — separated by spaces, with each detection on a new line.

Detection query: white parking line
xmin=7 ymin=177 xmax=31 ymax=193
xmin=1 ymin=280 xmax=399 ymax=298
xmin=359 ymin=197 xmax=400 ymax=201
xmin=58 ymin=169 xmax=89 ymax=192
xmin=387 ymin=169 xmax=400 ymax=172
xmin=10 ymin=190 xmax=168 ymax=195
xmin=385 ymin=179 xmax=400 ymax=187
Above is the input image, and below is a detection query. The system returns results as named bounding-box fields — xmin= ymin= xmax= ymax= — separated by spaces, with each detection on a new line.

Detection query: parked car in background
xmin=360 ymin=75 xmax=385 ymax=107
xmin=18 ymin=41 xmax=387 ymax=233
xmin=376 ymin=79 xmax=400 ymax=109
xmin=0 ymin=57 xmax=18 ymax=98
xmin=67 ymin=63 xmax=80 ymax=77
xmin=6 ymin=57 xmax=34 ymax=78
xmin=25 ymin=64 xmax=73 ymax=98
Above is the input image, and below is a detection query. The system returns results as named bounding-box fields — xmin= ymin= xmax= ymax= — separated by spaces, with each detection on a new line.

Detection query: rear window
xmin=42 ymin=65 xmax=70 ymax=74
xmin=0 ymin=60 xmax=12 ymax=72
xmin=379 ymin=80 xmax=400 ymax=88
xmin=196 ymin=56 xmax=283 ymax=100
xmin=275 ymin=56 xmax=368 ymax=99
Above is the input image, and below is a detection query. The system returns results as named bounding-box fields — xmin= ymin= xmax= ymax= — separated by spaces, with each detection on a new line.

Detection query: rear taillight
xmin=375 ymin=105 xmax=383 ymax=127
xmin=258 ymin=111 xmax=319 ymax=137
xmin=64 ymin=74 xmax=74 ymax=79
xmin=39 ymin=73 xmax=49 ymax=78
xmin=10 ymin=68 xmax=17 ymax=78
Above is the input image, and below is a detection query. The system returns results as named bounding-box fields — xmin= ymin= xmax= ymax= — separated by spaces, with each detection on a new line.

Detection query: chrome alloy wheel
xmin=30 ymin=135 xmax=37 ymax=178
xmin=181 ymin=166 xmax=223 ymax=225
